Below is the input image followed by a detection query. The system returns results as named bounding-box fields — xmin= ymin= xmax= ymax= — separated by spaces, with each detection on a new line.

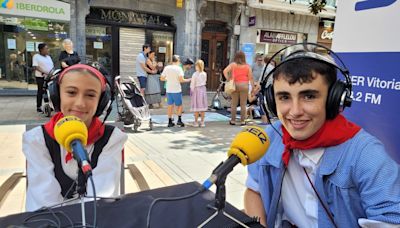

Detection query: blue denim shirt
xmin=246 ymin=121 xmax=400 ymax=227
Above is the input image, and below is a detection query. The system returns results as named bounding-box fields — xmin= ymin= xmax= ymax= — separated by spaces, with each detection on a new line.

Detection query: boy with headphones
xmin=244 ymin=44 xmax=400 ymax=227
xmin=23 ymin=64 xmax=128 ymax=211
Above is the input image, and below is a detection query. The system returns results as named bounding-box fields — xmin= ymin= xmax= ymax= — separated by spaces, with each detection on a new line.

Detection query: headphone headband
xmin=260 ymin=42 xmax=353 ymax=120
xmin=58 ymin=64 xmax=107 ymax=91
xmin=260 ymin=42 xmax=351 ymax=89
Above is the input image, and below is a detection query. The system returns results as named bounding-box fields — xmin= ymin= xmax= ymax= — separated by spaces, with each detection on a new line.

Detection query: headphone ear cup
xmin=326 ymin=81 xmax=346 ymax=120
xmin=265 ymin=84 xmax=277 ymax=117
xmin=48 ymin=80 xmax=61 ymax=112
xmin=95 ymin=84 xmax=112 ymax=117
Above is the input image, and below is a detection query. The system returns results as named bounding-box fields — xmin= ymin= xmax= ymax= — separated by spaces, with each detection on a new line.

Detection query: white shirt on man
xmin=161 ymin=64 xmax=184 ymax=93
xmin=32 ymin=54 xmax=54 ymax=77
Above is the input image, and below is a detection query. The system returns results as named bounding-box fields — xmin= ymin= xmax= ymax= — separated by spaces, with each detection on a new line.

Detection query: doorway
xmin=201 ymin=22 xmax=228 ymax=91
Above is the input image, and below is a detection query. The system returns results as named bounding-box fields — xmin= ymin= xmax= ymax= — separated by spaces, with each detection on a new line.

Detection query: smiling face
xmin=274 ymin=72 xmax=329 ymax=140
xmin=59 ymin=71 xmax=102 ymax=127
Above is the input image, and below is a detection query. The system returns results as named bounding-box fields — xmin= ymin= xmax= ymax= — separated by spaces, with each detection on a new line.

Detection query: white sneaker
xmin=192 ymin=122 xmax=199 ymax=127
xmin=199 ymin=122 xmax=205 ymax=127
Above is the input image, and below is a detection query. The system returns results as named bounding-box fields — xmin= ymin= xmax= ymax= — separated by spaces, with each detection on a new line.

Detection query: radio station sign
xmin=333 ymin=0 xmax=400 ymax=163
xmin=259 ymin=30 xmax=297 ymax=44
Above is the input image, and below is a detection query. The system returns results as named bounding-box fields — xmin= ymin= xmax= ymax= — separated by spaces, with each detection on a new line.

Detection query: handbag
xmin=224 ymin=64 xmax=236 ymax=94
xmin=224 ymin=79 xmax=235 ymax=95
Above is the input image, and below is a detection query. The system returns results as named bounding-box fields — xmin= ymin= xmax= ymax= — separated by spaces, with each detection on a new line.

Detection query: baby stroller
xmin=210 ymin=74 xmax=231 ymax=110
xmin=44 ymin=68 xmax=61 ymax=117
xmin=115 ymin=75 xmax=153 ymax=132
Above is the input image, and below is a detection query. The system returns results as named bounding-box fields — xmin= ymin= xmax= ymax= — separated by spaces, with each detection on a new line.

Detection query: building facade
xmin=0 ymin=0 xmax=336 ymax=91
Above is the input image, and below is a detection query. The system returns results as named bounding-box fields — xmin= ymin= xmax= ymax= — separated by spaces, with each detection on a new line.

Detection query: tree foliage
xmin=258 ymin=0 xmax=329 ymax=15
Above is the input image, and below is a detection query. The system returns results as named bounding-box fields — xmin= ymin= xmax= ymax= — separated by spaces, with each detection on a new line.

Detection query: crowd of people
xmin=33 ymin=40 xmax=274 ymax=128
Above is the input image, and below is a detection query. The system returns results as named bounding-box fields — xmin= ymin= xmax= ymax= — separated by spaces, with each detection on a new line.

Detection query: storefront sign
xmin=318 ymin=25 xmax=334 ymax=43
xmin=259 ymin=30 xmax=297 ymax=44
xmin=249 ymin=16 xmax=256 ymax=27
xmin=333 ymin=0 xmax=400 ymax=163
xmin=176 ymin=0 xmax=183 ymax=8
xmin=0 ymin=0 xmax=70 ymax=21
xmin=152 ymin=32 xmax=173 ymax=41
xmin=86 ymin=26 xmax=107 ymax=37
xmin=87 ymin=8 xmax=174 ymax=29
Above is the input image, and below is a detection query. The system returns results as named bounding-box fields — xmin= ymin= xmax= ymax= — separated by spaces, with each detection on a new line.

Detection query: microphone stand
xmin=197 ymin=174 xmax=249 ymax=228
xmin=77 ymin=168 xmax=89 ymax=227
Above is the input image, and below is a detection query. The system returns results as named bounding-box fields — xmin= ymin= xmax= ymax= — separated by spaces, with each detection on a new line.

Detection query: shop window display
xmin=85 ymin=25 xmax=112 ymax=74
xmin=0 ymin=15 xmax=69 ymax=89
xmin=149 ymin=30 xmax=173 ymax=66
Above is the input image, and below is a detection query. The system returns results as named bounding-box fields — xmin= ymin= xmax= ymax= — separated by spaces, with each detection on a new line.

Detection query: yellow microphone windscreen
xmin=54 ymin=116 xmax=88 ymax=151
xmin=228 ymin=126 xmax=270 ymax=165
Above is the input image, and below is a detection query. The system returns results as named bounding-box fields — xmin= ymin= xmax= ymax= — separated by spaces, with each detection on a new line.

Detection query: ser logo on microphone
xmin=56 ymin=116 xmax=82 ymax=127
xmin=245 ymin=127 xmax=268 ymax=144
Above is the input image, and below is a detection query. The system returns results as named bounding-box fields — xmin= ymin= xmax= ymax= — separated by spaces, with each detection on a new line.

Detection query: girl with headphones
xmin=243 ymin=44 xmax=400 ymax=227
xmin=23 ymin=64 xmax=128 ymax=211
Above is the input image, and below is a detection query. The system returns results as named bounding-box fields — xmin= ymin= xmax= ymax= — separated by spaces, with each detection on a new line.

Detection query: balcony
xmin=248 ymin=0 xmax=336 ymax=18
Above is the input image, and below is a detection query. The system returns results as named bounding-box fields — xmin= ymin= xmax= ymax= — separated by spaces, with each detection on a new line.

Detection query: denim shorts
xmin=137 ymin=76 xmax=147 ymax=89
xmin=167 ymin=92 xmax=183 ymax=106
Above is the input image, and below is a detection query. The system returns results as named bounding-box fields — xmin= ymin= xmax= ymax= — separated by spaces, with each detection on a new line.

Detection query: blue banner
xmin=241 ymin=43 xmax=255 ymax=66
xmin=333 ymin=0 xmax=400 ymax=163
xmin=339 ymin=52 xmax=400 ymax=162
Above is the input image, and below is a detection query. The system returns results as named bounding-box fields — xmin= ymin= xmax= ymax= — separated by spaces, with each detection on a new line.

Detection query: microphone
xmin=202 ymin=126 xmax=269 ymax=190
xmin=54 ymin=116 xmax=92 ymax=175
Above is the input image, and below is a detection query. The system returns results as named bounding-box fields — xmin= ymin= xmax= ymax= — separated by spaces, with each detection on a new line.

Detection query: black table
xmin=0 ymin=182 xmax=263 ymax=228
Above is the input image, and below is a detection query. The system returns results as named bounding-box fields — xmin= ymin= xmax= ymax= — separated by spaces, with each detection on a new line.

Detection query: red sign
xmin=259 ymin=30 xmax=297 ymax=44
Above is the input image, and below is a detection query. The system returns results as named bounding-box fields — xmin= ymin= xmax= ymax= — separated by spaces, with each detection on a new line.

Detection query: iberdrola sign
xmin=0 ymin=0 xmax=70 ymax=21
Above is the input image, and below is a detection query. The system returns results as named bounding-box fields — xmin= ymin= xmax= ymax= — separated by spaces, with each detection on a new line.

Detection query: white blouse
xmin=23 ymin=126 xmax=127 ymax=211
xmin=190 ymin=71 xmax=207 ymax=90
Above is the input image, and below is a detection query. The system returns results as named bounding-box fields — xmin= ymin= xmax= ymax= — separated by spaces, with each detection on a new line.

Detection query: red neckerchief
xmin=281 ymin=114 xmax=361 ymax=167
xmin=44 ymin=112 xmax=105 ymax=163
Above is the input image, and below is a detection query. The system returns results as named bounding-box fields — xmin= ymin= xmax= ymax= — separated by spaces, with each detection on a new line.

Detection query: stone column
xmin=181 ymin=0 xmax=199 ymax=60
xmin=74 ymin=0 xmax=89 ymax=63
xmin=69 ymin=0 xmax=77 ymax=43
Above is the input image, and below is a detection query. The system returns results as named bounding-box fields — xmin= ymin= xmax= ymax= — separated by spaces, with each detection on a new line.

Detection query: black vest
xmin=41 ymin=125 xmax=115 ymax=199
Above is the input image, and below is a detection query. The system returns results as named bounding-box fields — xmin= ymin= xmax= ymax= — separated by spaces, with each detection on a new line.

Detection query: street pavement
xmin=0 ymin=94 xmax=264 ymax=217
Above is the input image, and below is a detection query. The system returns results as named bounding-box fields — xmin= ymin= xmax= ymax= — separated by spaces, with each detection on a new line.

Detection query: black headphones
xmin=261 ymin=42 xmax=353 ymax=120
xmin=48 ymin=64 xmax=112 ymax=117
